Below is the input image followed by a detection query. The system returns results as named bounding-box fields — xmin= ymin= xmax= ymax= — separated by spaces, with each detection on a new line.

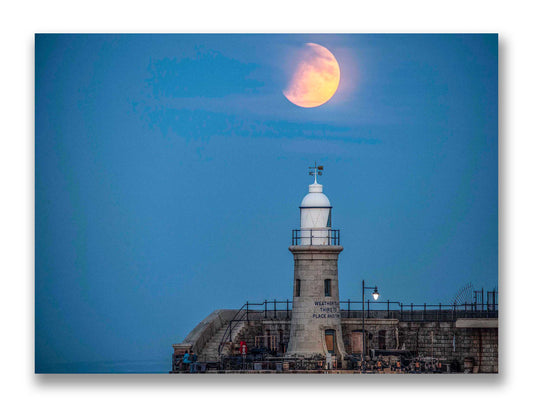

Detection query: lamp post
xmin=361 ymin=280 xmax=379 ymax=373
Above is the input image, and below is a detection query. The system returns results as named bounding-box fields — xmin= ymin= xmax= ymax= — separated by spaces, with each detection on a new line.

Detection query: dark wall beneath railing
xmin=341 ymin=319 xmax=498 ymax=373
xmin=229 ymin=316 xmax=498 ymax=373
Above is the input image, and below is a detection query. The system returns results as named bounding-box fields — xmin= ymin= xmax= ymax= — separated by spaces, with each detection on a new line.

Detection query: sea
xmin=36 ymin=359 xmax=170 ymax=374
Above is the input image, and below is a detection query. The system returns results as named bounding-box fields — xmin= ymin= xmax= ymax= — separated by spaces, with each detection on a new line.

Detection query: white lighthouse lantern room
xmin=297 ymin=164 xmax=336 ymax=246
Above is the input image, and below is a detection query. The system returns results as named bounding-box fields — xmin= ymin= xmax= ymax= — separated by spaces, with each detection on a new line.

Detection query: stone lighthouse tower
xmin=286 ymin=165 xmax=347 ymax=364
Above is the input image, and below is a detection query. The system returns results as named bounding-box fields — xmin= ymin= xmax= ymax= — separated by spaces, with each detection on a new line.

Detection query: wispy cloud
xmin=146 ymin=49 xmax=263 ymax=98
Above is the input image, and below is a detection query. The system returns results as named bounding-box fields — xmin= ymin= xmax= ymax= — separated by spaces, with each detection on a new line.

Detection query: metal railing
xmin=339 ymin=298 xmax=498 ymax=321
xmin=217 ymin=292 xmax=498 ymax=355
xmin=217 ymin=300 xmax=292 ymax=355
xmin=291 ymin=229 xmax=340 ymax=246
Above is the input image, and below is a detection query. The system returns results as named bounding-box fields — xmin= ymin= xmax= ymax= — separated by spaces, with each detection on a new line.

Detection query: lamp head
xmin=372 ymin=287 xmax=379 ymax=301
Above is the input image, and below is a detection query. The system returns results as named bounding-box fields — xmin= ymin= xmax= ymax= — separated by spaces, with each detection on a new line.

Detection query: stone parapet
xmin=174 ymin=311 xmax=498 ymax=373
xmin=455 ymin=318 xmax=498 ymax=328
xmin=173 ymin=309 xmax=238 ymax=355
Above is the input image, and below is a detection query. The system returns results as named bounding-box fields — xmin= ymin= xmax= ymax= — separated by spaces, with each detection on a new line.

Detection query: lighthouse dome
xmin=300 ymin=182 xmax=331 ymax=208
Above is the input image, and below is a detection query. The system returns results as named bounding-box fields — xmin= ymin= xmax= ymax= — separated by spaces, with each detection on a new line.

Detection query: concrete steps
xmin=199 ymin=321 xmax=246 ymax=361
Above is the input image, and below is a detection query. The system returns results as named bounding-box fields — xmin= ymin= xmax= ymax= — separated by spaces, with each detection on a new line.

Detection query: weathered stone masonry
xmin=225 ymin=315 xmax=498 ymax=373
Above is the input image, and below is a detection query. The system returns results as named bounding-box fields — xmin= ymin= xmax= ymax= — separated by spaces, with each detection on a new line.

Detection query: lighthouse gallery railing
xmin=292 ymin=228 xmax=340 ymax=245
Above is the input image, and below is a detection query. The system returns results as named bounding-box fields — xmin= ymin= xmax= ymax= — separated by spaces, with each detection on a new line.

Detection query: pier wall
xmin=231 ymin=317 xmax=498 ymax=373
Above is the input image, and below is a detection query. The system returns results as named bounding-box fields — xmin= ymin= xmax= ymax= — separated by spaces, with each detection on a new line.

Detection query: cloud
xmin=146 ymin=49 xmax=263 ymax=98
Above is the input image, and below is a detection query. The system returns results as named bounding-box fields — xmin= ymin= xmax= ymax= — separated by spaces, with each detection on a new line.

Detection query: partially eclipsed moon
xmin=283 ymin=43 xmax=340 ymax=108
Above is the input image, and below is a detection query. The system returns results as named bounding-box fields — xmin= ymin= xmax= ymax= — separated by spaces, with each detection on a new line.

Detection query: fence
xmin=236 ymin=292 xmax=498 ymax=322
xmin=291 ymin=229 xmax=340 ymax=246
xmin=339 ymin=298 xmax=498 ymax=321
xmin=217 ymin=292 xmax=498 ymax=355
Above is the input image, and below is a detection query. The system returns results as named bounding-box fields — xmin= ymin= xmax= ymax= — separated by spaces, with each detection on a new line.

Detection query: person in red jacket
xmin=239 ymin=341 xmax=247 ymax=355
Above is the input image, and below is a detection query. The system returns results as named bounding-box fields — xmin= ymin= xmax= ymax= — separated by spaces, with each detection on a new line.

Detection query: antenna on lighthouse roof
xmin=308 ymin=162 xmax=324 ymax=184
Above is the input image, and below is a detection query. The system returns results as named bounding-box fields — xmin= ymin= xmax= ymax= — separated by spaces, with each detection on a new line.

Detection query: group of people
xmin=178 ymin=341 xmax=249 ymax=373
xmin=181 ymin=350 xmax=198 ymax=373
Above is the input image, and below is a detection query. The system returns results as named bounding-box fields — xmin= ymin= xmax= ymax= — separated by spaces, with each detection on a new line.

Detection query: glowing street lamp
xmin=372 ymin=288 xmax=380 ymax=301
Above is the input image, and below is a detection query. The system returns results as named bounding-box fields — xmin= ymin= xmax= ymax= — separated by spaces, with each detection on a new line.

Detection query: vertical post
xmin=348 ymin=299 xmax=351 ymax=318
xmin=400 ymin=303 xmax=403 ymax=320
xmin=387 ymin=300 xmax=390 ymax=319
xmin=264 ymin=300 xmax=267 ymax=318
xmin=411 ymin=303 xmax=413 ymax=321
xmin=362 ymin=280 xmax=365 ymax=373
xmin=274 ymin=299 xmax=277 ymax=319
xmin=286 ymin=299 xmax=289 ymax=320
xmin=439 ymin=303 xmax=442 ymax=322
xmin=423 ymin=303 xmax=426 ymax=321
xmin=246 ymin=301 xmax=249 ymax=322
xmin=453 ymin=303 xmax=456 ymax=321
xmin=367 ymin=300 xmax=370 ymax=318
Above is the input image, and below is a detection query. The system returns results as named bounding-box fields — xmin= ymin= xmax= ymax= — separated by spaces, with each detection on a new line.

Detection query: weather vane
xmin=308 ymin=162 xmax=324 ymax=183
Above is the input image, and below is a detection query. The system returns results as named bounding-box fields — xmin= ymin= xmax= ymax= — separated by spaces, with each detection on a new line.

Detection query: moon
xmin=283 ymin=43 xmax=341 ymax=108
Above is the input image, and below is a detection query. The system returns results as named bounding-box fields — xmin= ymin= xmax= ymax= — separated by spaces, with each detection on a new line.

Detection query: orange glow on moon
xmin=283 ymin=43 xmax=341 ymax=108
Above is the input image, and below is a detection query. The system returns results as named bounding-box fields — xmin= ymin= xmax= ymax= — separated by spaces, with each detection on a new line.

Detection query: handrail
xmin=339 ymin=297 xmax=498 ymax=321
xmin=217 ymin=303 xmax=248 ymax=356
xmin=292 ymin=229 xmax=340 ymax=246
xmin=217 ymin=300 xmax=292 ymax=356
xmin=340 ymin=300 xmax=498 ymax=321
xmin=217 ymin=293 xmax=498 ymax=354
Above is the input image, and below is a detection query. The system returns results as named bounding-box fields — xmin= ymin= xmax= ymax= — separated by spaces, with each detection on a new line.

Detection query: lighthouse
xmin=286 ymin=164 xmax=347 ymax=365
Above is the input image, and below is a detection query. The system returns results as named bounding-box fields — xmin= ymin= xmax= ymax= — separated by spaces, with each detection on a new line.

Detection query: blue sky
xmin=35 ymin=34 xmax=498 ymax=373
